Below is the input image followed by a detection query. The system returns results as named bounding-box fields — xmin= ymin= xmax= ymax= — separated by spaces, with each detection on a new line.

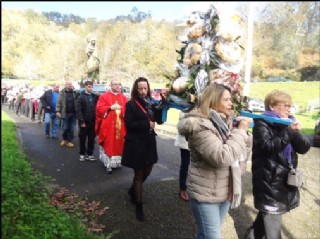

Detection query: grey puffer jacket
xmin=177 ymin=111 xmax=249 ymax=203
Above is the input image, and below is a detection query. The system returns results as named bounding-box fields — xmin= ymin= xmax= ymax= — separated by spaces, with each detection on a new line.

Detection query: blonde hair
xmin=264 ymin=90 xmax=292 ymax=110
xmin=197 ymin=84 xmax=231 ymax=117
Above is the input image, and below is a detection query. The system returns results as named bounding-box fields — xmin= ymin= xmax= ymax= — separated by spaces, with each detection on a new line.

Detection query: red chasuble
xmin=95 ymin=91 xmax=127 ymax=156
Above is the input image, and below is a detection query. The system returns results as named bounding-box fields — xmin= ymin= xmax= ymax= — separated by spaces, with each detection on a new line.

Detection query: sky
xmin=1 ymin=1 xmax=244 ymax=22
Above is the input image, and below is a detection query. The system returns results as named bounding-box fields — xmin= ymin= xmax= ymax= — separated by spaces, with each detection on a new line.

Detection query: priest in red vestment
xmin=95 ymin=80 xmax=127 ymax=174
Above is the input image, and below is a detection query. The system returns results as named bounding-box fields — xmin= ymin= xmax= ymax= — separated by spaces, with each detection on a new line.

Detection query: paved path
xmin=3 ymin=107 xmax=181 ymax=197
xmin=3 ymin=107 xmax=320 ymax=239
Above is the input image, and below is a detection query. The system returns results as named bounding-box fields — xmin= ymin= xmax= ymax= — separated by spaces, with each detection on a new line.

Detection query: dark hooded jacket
xmin=76 ymin=91 xmax=99 ymax=126
xmin=252 ymin=119 xmax=310 ymax=214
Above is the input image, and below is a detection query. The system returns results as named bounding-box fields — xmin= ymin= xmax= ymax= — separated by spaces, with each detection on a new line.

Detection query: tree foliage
xmin=1 ymin=3 xmax=319 ymax=84
xmin=113 ymin=7 xmax=152 ymax=23
xmin=251 ymin=2 xmax=319 ymax=80
xmin=43 ymin=11 xmax=85 ymax=27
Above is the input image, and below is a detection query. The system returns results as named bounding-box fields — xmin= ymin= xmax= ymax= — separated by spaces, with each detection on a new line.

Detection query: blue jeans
xmin=62 ymin=113 xmax=76 ymax=142
xmin=190 ymin=198 xmax=230 ymax=239
xmin=44 ymin=112 xmax=60 ymax=137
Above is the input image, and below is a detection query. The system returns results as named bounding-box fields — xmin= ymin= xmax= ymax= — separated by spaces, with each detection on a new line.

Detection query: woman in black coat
xmin=248 ymin=90 xmax=310 ymax=239
xmin=122 ymin=77 xmax=163 ymax=222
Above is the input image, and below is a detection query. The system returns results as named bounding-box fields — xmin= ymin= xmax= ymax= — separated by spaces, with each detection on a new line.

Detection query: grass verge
xmin=1 ymin=111 xmax=110 ymax=239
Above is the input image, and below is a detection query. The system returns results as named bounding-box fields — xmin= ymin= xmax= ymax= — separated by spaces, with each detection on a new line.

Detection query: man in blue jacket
xmin=40 ymin=84 xmax=60 ymax=139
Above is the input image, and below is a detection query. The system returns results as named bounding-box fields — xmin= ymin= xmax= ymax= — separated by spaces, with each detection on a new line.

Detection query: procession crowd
xmin=1 ymin=79 xmax=311 ymax=239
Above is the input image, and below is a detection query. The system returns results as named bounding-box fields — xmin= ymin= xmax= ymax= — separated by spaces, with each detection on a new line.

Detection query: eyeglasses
xmin=111 ymin=83 xmax=120 ymax=86
xmin=277 ymin=103 xmax=292 ymax=109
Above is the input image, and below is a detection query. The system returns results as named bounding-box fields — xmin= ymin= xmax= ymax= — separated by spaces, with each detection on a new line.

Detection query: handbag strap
xmin=135 ymin=100 xmax=151 ymax=121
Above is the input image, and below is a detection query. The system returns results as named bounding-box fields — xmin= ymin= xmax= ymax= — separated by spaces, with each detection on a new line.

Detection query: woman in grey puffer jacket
xmin=178 ymin=83 xmax=253 ymax=239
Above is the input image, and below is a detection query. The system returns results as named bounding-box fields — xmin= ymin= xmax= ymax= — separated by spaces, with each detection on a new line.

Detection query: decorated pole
xmin=159 ymin=3 xmax=290 ymax=126
xmin=163 ymin=4 xmax=247 ymax=121
xmin=244 ymin=2 xmax=254 ymax=97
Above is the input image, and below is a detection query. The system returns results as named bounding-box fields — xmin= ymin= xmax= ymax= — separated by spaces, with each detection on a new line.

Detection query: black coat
xmin=76 ymin=92 xmax=99 ymax=126
xmin=121 ymin=98 xmax=159 ymax=170
xmin=252 ymin=119 xmax=310 ymax=214
xmin=40 ymin=89 xmax=57 ymax=113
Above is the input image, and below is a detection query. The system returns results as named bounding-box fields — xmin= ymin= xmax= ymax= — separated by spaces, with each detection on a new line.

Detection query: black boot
xmin=128 ymin=187 xmax=136 ymax=204
xmin=135 ymin=203 xmax=144 ymax=222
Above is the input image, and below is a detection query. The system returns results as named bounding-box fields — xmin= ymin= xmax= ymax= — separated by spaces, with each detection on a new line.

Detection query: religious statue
xmin=86 ymin=35 xmax=100 ymax=82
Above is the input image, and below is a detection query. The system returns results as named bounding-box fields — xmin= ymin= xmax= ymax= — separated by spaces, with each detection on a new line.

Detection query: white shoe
xmin=86 ymin=155 xmax=97 ymax=161
xmin=106 ymin=167 xmax=112 ymax=174
xmin=79 ymin=155 xmax=86 ymax=162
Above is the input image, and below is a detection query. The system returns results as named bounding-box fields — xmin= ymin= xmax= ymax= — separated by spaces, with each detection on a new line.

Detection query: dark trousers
xmin=78 ymin=123 xmax=96 ymax=156
xmin=1 ymin=95 xmax=6 ymax=104
xmin=20 ymin=101 xmax=26 ymax=115
xmin=9 ymin=99 xmax=15 ymax=111
xmin=62 ymin=113 xmax=76 ymax=142
xmin=179 ymin=148 xmax=190 ymax=191
xmin=251 ymin=211 xmax=282 ymax=239
xmin=24 ymin=99 xmax=30 ymax=117
xmin=29 ymin=100 xmax=35 ymax=120
xmin=37 ymin=100 xmax=44 ymax=122
xmin=16 ymin=100 xmax=22 ymax=115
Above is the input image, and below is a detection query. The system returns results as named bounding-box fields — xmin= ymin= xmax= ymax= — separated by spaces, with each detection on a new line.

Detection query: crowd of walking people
xmin=2 ymin=80 xmax=311 ymax=238
xmin=2 ymin=84 xmax=47 ymax=122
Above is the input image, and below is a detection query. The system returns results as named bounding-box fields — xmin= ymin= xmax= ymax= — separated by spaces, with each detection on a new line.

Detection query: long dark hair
xmin=130 ymin=77 xmax=151 ymax=101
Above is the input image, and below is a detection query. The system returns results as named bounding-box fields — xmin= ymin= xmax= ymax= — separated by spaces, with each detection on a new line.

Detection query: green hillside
xmin=248 ymin=81 xmax=319 ymax=112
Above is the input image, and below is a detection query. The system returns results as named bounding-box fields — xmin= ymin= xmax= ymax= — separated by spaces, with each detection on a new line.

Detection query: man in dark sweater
xmin=56 ymin=80 xmax=78 ymax=148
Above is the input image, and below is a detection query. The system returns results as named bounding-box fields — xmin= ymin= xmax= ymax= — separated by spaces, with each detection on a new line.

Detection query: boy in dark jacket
xmin=76 ymin=80 xmax=99 ymax=161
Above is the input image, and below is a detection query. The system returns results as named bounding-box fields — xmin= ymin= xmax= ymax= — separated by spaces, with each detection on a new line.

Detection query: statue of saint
xmin=86 ymin=35 xmax=100 ymax=82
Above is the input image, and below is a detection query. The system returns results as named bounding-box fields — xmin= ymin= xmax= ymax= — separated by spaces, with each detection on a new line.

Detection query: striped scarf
xmin=210 ymin=109 xmax=242 ymax=209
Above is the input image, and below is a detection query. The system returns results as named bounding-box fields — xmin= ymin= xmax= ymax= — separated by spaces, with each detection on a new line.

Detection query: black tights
xmin=132 ymin=164 xmax=154 ymax=204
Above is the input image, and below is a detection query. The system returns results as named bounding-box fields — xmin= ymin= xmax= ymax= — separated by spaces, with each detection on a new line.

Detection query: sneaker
xmin=46 ymin=134 xmax=50 ymax=138
xmin=51 ymin=136 xmax=59 ymax=139
xmin=106 ymin=168 xmax=112 ymax=174
xmin=60 ymin=140 xmax=67 ymax=146
xmin=79 ymin=155 xmax=86 ymax=162
xmin=86 ymin=155 xmax=97 ymax=161
xmin=66 ymin=142 xmax=74 ymax=148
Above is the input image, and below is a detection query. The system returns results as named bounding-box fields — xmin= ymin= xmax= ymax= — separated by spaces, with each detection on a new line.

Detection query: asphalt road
xmin=4 ymin=107 xmax=181 ymax=198
xmin=4 ymin=107 xmax=199 ymax=238
xmin=4 ymin=107 xmax=319 ymax=239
